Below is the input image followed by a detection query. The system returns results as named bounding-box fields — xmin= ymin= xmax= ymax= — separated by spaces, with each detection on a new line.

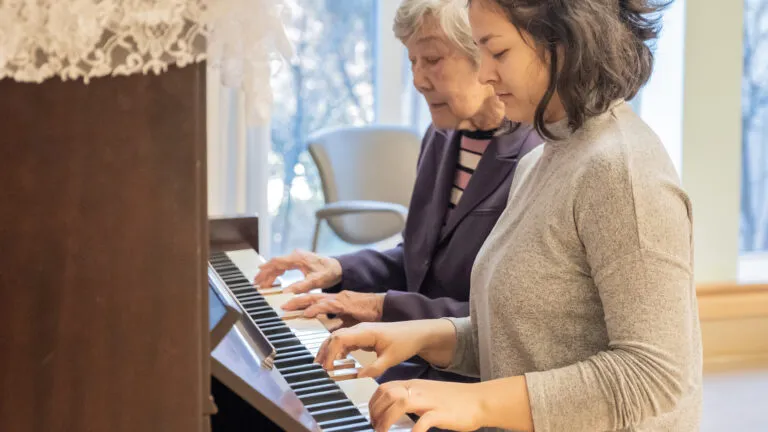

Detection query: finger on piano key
xmin=280 ymin=310 xmax=307 ymax=321
xmin=257 ymin=287 xmax=283 ymax=296
xmin=327 ymin=368 xmax=358 ymax=382
xmin=337 ymin=378 xmax=414 ymax=430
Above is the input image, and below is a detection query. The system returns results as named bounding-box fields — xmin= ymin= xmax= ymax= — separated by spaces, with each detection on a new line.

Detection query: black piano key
xmin=281 ymin=368 xmax=328 ymax=383
xmin=277 ymin=362 xmax=324 ymax=375
xmin=215 ymin=269 xmax=244 ymax=278
xmin=259 ymin=322 xmax=292 ymax=333
xmin=240 ymin=297 xmax=268 ymax=305
xmin=293 ymin=382 xmax=338 ymax=396
xmin=275 ymin=354 xmax=317 ymax=369
xmin=245 ymin=304 xmax=274 ymax=313
xmin=275 ymin=347 xmax=310 ymax=359
xmin=318 ymin=416 xmax=372 ymax=431
xmin=231 ymin=287 xmax=258 ymax=295
xmin=297 ymin=389 xmax=346 ymax=406
xmin=253 ymin=316 xmax=284 ymax=326
xmin=304 ymin=398 xmax=351 ymax=413
xmin=271 ymin=340 xmax=304 ymax=351
xmin=249 ymin=310 xmax=280 ymax=320
xmin=227 ymin=281 xmax=255 ymax=289
xmin=248 ymin=308 xmax=279 ymax=318
xmin=243 ymin=305 xmax=280 ymax=318
xmin=268 ymin=332 xmax=303 ymax=343
xmin=324 ymin=423 xmax=374 ymax=432
xmin=311 ymin=406 xmax=363 ymax=424
xmin=235 ymin=292 xmax=266 ymax=302
xmin=263 ymin=328 xmax=294 ymax=340
xmin=264 ymin=329 xmax=295 ymax=339
xmin=288 ymin=377 xmax=333 ymax=390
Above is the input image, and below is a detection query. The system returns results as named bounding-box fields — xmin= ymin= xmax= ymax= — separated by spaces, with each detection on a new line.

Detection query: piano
xmin=207 ymin=247 xmax=415 ymax=431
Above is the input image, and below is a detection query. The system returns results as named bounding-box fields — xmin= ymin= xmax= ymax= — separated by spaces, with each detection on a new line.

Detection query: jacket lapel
xmin=404 ymin=129 xmax=460 ymax=292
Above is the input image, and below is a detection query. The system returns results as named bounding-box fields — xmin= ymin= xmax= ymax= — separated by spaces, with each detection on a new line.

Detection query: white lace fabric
xmin=0 ymin=0 xmax=292 ymax=125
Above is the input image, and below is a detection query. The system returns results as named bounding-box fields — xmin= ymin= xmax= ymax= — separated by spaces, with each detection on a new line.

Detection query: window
xmin=740 ymin=0 xmax=768 ymax=281
xmin=269 ymin=0 xmax=378 ymax=256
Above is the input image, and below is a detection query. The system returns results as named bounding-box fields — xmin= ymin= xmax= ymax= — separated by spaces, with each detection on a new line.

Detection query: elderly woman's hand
xmin=254 ymin=249 xmax=342 ymax=293
xmin=281 ymin=290 xmax=385 ymax=329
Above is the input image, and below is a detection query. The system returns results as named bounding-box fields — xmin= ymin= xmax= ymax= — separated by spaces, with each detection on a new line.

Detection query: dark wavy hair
xmin=469 ymin=0 xmax=670 ymax=140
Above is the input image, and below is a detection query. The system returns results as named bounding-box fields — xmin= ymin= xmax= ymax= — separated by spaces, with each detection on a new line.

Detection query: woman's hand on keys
xmin=254 ymin=249 xmax=342 ymax=293
xmin=314 ymin=319 xmax=458 ymax=378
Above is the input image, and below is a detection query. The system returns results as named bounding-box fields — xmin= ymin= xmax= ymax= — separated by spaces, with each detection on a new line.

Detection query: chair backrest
xmin=308 ymin=125 xmax=422 ymax=245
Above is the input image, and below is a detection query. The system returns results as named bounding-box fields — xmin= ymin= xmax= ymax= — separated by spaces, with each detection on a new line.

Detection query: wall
xmin=682 ymin=0 xmax=744 ymax=284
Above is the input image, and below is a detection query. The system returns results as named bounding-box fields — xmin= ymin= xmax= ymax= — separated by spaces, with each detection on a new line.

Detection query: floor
xmin=702 ymin=369 xmax=768 ymax=431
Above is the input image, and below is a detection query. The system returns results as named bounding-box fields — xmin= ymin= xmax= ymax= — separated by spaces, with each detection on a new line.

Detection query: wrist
xmin=474 ymin=376 xmax=533 ymax=431
xmin=415 ymin=319 xmax=457 ymax=368
xmin=328 ymin=258 xmax=343 ymax=285
xmin=373 ymin=293 xmax=385 ymax=321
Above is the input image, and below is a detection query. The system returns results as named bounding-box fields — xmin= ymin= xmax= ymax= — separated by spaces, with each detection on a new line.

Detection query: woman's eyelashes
xmin=492 ymin=49 xmax=509 ymax=60
xmin=425 ymin=56 xmax=443 ymax=65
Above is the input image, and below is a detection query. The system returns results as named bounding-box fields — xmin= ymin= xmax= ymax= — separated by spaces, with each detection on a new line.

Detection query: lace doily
xmin=0 ymin=0 xmax=293 ymax=125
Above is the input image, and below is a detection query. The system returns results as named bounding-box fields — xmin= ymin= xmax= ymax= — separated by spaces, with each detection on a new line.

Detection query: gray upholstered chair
xmin=307 ymin=125 xmax=422 ymax=251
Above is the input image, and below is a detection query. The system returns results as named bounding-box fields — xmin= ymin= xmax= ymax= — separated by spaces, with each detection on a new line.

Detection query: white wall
xmin=682 ymin=0 xmax=744 ymax=283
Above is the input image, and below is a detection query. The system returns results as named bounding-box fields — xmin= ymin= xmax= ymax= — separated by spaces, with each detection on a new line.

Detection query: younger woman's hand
xmin=369 ymin=380 xmax=486 ymax=432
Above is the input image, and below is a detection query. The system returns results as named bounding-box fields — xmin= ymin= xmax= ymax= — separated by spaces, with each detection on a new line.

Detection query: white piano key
xmin=226 ymin=249 xmax=284 ymax=288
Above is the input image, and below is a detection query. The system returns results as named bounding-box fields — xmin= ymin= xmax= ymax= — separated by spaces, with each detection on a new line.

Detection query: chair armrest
xmin=316 ymin=200 xmax=408 ymax=221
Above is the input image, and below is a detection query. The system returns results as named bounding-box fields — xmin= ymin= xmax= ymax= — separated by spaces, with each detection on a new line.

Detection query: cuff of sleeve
xmin=523 ymin=370 xmax=553 ymax=432
xmin=431 ymin=316 xmax=474 ymax=375
xmin=381 ymin=290 xmax=409 ymax=322
xmin=324 ymin=253 xmax=358 ymax=294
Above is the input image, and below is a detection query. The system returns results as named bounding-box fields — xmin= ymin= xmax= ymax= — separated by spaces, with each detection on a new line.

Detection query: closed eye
xmin=425 ymin=56 xmax=443 ymax=65
xmin=492 ymin=49 xmax=509 ymax=60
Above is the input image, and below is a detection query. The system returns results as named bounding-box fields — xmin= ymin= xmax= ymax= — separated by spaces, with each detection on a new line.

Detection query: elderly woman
xmin=315 ymin=0 xmax=703 ymax=431
xmin=254 ymin=0 xmax=540 ymax=384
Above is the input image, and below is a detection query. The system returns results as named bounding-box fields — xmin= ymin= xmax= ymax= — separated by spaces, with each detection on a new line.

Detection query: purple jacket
xmin=328 ymin=124 xmax=541 ymax=382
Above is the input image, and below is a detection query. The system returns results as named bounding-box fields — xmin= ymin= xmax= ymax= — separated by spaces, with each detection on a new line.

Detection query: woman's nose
xmin=477 ymin=57 xmax=497 ymax=86
xmin=412 ymin=67 xmax=433 ymax=92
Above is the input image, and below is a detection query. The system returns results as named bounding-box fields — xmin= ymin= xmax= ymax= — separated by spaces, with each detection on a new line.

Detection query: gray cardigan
xmin=446 ymin=102 xmax=702 ymax=431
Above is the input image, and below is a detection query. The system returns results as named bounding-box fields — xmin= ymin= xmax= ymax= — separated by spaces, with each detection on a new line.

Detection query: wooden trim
xmin=696 ymin=283 xmax=768 ymax=321
xmin=696 ymin=283 xmax=768 ymax=373
xmin=697 ymin=283 xmax=768 ymax=296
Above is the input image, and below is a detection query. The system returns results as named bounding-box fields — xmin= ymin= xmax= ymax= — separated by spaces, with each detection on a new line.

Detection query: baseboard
xmin=697 ymin=284 xmax=768 ymax=373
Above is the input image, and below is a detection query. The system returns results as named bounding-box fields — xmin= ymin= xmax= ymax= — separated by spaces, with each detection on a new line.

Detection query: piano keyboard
xmin=209 ymin=250 xmax=413 ymax=431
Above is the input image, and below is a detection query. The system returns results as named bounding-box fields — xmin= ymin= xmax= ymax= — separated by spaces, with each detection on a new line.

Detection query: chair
xmin=307 ymin=125 xmax=422 ymax=251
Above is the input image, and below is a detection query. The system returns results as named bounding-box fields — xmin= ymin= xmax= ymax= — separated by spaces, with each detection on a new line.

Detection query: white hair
xmin=393 ymin=0 xmax=479 ymax=64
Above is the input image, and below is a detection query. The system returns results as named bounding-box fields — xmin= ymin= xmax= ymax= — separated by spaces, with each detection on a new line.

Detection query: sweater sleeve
xmin=438 ymin=316 xmax=480 ymax=378
xmin=524 ymin=144 xmax=701 ymax=432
